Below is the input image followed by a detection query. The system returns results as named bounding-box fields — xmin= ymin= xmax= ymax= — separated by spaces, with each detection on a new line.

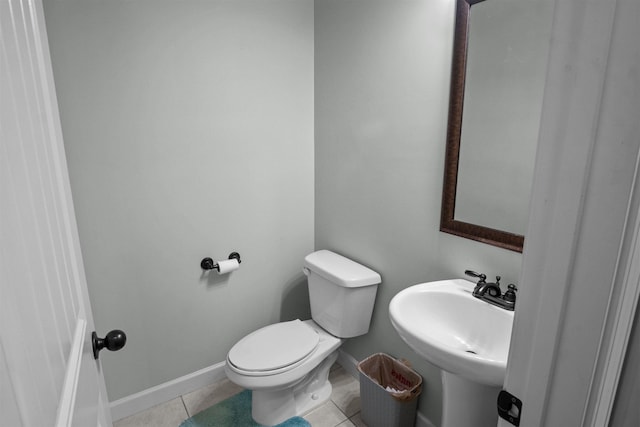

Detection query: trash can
xmin=357 ymin=353 xmax=422 ymax=427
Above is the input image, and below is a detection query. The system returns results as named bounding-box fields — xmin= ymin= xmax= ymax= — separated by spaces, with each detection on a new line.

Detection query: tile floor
xmin=113 ymin=364 xmax=366 ymax=427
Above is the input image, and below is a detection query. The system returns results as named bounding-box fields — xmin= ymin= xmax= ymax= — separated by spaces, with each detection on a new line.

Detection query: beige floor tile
xmin=303 ymin=401 xmax=348 ymax=427
xmin=181 ymin=378 xmax=244 ymax=416
xmin=349 ymin=412 xmax=368 ymax=427
xmin=329 ymin=366 xmax=361 ymax=417
xmin=113 ymin=397 xmax=187 ymax=427
xmin=336 ymin=418 xmax=357 ymax=427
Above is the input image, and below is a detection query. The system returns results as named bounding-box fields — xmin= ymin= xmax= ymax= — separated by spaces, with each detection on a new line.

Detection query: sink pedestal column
xmin=441 ymin=371 xmax=500 ymax=427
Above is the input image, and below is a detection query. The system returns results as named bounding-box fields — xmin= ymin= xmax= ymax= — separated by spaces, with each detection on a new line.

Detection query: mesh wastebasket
xmin=357 ymin=353 xmax=422 ymax=427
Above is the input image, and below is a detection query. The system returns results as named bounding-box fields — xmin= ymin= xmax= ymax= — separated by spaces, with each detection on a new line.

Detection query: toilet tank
xmin=303 ymin=250 xmax=381 ymax=338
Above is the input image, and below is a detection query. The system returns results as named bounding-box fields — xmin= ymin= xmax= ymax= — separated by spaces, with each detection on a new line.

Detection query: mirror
xmin=440 ymin=0 xmax=553 ymax=252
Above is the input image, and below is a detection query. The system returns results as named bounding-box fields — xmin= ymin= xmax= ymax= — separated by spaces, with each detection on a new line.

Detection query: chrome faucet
xmin=465 ymin=270 xmax=517 ymax=311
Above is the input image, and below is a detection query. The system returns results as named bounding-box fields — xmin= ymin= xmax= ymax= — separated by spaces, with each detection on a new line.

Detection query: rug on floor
xmin=178 ymin=389 xmax=311 ymax=427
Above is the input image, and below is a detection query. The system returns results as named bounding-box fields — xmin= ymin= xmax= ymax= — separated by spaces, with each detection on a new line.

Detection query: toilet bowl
xmin=225 ymin=320 xmax=342 ymax=425
xmin=224 ymin=250 xmax=381 ymax=426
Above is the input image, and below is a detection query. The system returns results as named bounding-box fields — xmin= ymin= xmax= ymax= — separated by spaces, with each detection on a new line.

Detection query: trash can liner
xmin=357 ymin=353 xmax=422 ymax=402
xmin=358 ymin=353 xmax=423 ymax=427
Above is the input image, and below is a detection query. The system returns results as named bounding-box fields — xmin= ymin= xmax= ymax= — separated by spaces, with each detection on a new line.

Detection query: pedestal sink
xmin=389 ymin=279 xmax=514 ymax=427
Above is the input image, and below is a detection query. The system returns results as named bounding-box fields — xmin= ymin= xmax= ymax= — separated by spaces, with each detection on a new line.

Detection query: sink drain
xmin=465 ymin=350 xmax=477 ymax=354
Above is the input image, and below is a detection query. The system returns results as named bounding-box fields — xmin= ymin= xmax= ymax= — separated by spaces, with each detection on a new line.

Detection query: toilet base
xmin=251 ymin=351 xmax=339 ymax=426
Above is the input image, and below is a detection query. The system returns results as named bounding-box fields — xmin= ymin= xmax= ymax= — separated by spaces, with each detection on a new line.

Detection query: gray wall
xmin=44 ymin=0 xmax=314 ymax=401
xmin=314 ymin=1 xmax=523 ymax=424
xmin=45 ymin=0 xmax=526 ymax=423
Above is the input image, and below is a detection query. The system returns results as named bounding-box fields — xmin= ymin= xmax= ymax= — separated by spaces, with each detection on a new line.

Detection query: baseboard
xmin=337 ymin=349 xmax=436 ymax=427
xmin=336 ymin=348 xmax=360 ymax=378
xmin=110 ymin=361 xmax=227 ymax=421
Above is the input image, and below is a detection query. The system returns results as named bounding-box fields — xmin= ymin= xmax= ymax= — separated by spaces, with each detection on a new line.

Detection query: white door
xmin=500 ymin=0 xmax=640 ymax=425
xmin=1 ymin=0 xmax=115 ymax=426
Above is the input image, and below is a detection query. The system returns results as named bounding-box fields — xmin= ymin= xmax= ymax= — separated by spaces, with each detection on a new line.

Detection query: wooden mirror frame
xmin=440 ymin=0 xmax=524 ymax=253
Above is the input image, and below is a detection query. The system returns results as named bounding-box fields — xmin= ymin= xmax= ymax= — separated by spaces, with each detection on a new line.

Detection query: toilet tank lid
xmin=304 ymin=250 xmax=381 ymax=288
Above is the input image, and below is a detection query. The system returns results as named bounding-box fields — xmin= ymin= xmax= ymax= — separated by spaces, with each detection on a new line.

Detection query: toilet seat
xmin=227 ymin=319 xmax=319 ymax=376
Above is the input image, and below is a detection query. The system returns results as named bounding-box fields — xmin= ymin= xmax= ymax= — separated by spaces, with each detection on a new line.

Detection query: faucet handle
xmin=504 ymin=284 xmax=518 ymax=303
xmin=465 ymin=270 xmax=487 ymax=282
xmin=496 ymin=276 xmax=501 ymax=285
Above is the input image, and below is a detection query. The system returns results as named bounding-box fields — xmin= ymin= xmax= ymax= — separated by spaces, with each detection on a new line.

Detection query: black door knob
xmin=92 ymin=330 xmax=127 ymax=360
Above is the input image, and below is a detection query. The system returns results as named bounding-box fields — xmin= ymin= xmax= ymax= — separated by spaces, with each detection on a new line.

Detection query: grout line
xmin=180 ymin=395 xmax=190 ymax=418
xmin=348 ymin=411 xmax=361 ymax=426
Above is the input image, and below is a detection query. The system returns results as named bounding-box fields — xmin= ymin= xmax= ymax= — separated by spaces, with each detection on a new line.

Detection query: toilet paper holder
xmin=201 ymin=252 xmax=241 ymax=271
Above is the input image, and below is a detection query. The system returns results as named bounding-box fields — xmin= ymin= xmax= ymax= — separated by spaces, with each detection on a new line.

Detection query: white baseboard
xmin=336 ymin=348 xmax=360 ymax=378
xmin=110 ymin=361 xmax=227 ymax=421
xmin=336 ymin=349 xmax=436 ymax=427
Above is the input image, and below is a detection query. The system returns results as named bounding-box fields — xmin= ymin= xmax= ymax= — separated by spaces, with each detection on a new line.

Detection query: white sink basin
xmin=389 ymin=279 xmax=514 ymax=386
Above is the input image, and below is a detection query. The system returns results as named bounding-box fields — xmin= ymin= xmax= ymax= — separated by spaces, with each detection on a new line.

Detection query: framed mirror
xmin=440 ymin=0 xmax=552 ymax=253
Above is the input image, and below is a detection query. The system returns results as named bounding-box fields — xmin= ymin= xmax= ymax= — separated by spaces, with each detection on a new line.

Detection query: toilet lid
xmin=228 ymin=320 xmax=319 ymax=372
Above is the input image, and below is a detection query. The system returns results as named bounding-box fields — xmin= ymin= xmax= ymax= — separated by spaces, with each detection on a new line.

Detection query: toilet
xmin=224 ymin=250 xmax=381 ymax=426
